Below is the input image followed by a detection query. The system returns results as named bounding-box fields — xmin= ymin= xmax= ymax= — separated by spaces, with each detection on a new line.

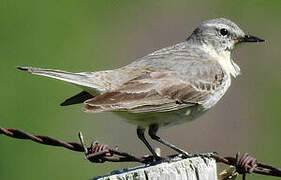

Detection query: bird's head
xmin=187 ymin=18 xmax=265 ymax=55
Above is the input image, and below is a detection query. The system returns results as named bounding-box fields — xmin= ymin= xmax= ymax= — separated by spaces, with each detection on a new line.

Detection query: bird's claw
xmin=180 ymin=151 xmax=218 ymax=159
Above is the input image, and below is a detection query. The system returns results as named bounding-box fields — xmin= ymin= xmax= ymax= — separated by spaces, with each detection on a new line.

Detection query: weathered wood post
xmin=93 ymin=157 xmax=217 ymax=180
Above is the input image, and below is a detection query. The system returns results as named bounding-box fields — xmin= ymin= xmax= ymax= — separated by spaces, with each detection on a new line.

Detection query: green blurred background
xmin=0 ymin=0 xmax=280 ymax=179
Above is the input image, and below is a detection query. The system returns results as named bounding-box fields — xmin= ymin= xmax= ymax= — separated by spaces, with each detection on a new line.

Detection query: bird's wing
xmin=84 ymin=66 xmax=225 ymax=113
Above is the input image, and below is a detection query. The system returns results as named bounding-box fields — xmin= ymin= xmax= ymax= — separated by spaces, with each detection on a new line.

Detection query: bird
xmin=18 ymin=18 xmax=265 ymax=160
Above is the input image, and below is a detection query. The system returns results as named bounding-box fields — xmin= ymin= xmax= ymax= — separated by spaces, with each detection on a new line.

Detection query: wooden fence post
xmin=93 ymin=157 xmax=217 ymax=180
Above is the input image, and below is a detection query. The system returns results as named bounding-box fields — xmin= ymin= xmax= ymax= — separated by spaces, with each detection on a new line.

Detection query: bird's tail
xmin=17 ymin=66 xmax=98 ymax=91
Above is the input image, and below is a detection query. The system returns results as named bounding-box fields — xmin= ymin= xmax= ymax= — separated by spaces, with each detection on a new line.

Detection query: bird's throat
xmin=203 ymin=44 xmax=240 ymax=78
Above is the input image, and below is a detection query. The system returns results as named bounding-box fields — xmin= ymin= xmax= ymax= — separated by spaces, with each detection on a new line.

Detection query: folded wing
xmin=84 ymin=68 xmax=225 ymax=113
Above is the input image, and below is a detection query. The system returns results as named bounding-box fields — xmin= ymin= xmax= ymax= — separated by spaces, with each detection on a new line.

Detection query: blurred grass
xmin=0 ymin=0 xmax=280 ymax=180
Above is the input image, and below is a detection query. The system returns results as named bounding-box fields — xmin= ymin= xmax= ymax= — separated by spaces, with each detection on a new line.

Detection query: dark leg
xmin=136 ymin=126 xmax=160 ymax=159
xmin=148 ymin=124 xmax=192 ymax=157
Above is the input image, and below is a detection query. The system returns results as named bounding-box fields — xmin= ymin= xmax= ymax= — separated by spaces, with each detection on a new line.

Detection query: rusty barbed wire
xmin=0 ymin=125 xmax=84 ymax=152
xmin=0 ymin=125 xmax=280 ymax=179
xmin=213 ymin=153 xmax=281 ymax=179
xmin=0 ymin=125 xmax=152 ymax=163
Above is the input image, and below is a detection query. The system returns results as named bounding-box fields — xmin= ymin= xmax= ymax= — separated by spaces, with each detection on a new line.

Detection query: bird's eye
xmin=220 ymin=28 xmax=228 ymax=36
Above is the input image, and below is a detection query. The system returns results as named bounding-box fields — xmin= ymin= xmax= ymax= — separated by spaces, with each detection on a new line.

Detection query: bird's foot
xmin=176 ymin=151 xmax=217 ymax=159
xmin=189 ymin=152 xmax=218 ymax=158
xmin=145 ymin=155 xmax=173 ymax=165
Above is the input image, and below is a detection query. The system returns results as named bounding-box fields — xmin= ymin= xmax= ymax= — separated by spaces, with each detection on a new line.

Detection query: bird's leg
xmin=136 ymin=127 xmax=161 ymax=160
xmin=148 ymin=124 xmax=192 ymax=158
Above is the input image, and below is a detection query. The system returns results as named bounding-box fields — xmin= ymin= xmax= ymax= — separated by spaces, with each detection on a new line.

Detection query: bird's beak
xmin=235 ymin=34 xmax=265 ymax=44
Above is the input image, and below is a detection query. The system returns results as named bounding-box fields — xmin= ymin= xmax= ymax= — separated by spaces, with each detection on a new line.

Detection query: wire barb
xmin=212 ymin=153 xmax=281 ymax=179
xmin=0 ymin=125 xmax=280 ymax=179
xmin=78 ymin=131 xmax=88 ymax=155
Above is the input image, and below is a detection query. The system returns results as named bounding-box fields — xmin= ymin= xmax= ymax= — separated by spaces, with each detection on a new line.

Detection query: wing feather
xmin=84 ymin=67 xmax=225 ymax=113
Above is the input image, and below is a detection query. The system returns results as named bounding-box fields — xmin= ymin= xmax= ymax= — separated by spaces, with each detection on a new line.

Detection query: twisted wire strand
xmin=0 ymin=126 xmax=84 ymax=152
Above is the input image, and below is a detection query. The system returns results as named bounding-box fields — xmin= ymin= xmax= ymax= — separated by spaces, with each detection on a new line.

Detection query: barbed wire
xmin=0 ymin=126 xmax=84 ymax=152
xmin=0 ymin=125 xmax=280 ymax=179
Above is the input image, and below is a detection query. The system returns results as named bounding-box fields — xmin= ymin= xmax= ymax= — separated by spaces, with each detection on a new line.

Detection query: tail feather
xmin=17 ymin=66 xmax=97 ymax=90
